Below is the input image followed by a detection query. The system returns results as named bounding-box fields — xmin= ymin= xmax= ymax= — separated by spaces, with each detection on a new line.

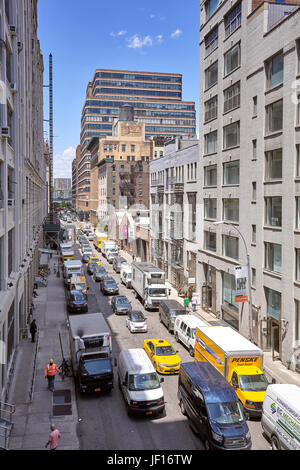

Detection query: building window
xmin=188 ymin=193 xmax=197 ymax=241
xmin=205 ymin=26 xmax=218 ymax=56
xmin=252 ymin=182 xmax=256 ymax=201
xmin=205 ymin=61 xmax=218 ymax=89
xmin=224 ymin=82 xmax=240 ymax=113
xmin=223 ymin=198 xmax=239 ymax=222
xmin=252 ymin=225 xmax=256 ymax=244
xmin=223 ymin=160 xmax=239 ymax=185
xmin=297 ymin=93 xmax=300 ymax=125
xmin=296 ymin=197 xmax=300 ymax=229
xmin=265 ymin=149 xmax=282 ymax=180
xmin=8 ymin=228 xmax=13 ymax=276
xmin=265 ymin=242 xmax=282 ymax=274
xmin=223 ymin=235 xmax=238 ymax=260
xmin=296 ymin=300 xmax=300 ymax=344
xmin=297 ymin=145 xmax=300 ymax=177
xmin=252 ymin=268 xmax=256 ymax=287
xmin=131 ymin=145 xmax=135 ymax=153
xmin=204 ymin=165 xmax=217 ymax=186
xmin=253 ymin=96 xmax=257 ymax=116
xmin=204 ymin=95 xmax=218 ymax=122
xmin=223 ymin=121 xmax=240 ymax=149
xmin=223 ymin=272 xmax=238 ymax=312
xmin=265 ymin=196 xmax=282 ymax=227
xmin=122 ymin=144 xmax=126 ymax=152
xmin=205 ymin=0 xmax=219 ymax=19
xmin=252 ymin=140 xmax=257 ymax=160
xmin=204 ymin=130 xmax=217 ymax=154
xmin=224 ymin=43 xmax=241 ymax=76
xmin=204 ymin=198 xmax=217 ymax=219
xmin=265 ymin=287 xmax=281 ymax=321
xmin=204 ymin=231 xmax=216 ymax=252
xmin=266 ymin=99 xmax=283 ymax=134
xmin=297 ymin=40 xmax=300 ymax=74
xmin=224 ymin=2 xmax=241 ymax=38
xmin=266 ymin=51 xmax=283 ymax=89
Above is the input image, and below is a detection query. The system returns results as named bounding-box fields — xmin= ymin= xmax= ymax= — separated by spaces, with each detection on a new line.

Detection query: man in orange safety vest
xmin=45 ymin=359 xmax=60 ymax=392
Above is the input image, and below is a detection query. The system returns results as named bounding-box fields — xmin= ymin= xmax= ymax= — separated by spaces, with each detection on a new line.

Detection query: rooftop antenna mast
xmin=49 ymin=53 xmax=54 ymax=222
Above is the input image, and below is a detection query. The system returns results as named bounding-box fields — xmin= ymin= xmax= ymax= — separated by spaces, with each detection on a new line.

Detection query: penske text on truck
xmin=194 ymin=326 xmax=269 ymax=418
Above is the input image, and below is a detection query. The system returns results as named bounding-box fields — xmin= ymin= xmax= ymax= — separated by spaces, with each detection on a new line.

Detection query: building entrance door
xmin=271 ymin=320 xmax=280 ymax=360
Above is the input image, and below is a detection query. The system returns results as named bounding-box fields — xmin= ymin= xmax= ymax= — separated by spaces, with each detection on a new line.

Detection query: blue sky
xmin=37 ymin=0 xmax=200 ymax=178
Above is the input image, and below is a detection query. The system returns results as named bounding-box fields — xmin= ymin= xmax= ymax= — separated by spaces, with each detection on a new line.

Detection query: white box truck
xmin=101 ymin=240 xmax=117 ymax=258
xmin=63 ymin=259 xmax=83 ymax=286
xmin=194 ymin=326 xmax=269 ymax=418
xmin=261 ymin=384 xmax=300 ymax=450
xmin=131 ymin=262 xmax=168 ymax=310
xmin=69 ymin=312 xmax=114 ymax=394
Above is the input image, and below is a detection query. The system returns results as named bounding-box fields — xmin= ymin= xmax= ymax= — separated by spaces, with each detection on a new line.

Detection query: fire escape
xmin=119 ymin=166 xmax=136 ymax=208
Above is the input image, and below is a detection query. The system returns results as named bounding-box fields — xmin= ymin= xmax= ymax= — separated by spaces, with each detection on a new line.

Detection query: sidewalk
xmin=8 ymin=254 xmax=80 ymax=450
xmin=120 ymin=249 xmax=300 ymax=388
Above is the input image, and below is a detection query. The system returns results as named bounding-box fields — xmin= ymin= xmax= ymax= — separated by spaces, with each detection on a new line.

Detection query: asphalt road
xmin=64 ymin=222 xmax=271 ymax=451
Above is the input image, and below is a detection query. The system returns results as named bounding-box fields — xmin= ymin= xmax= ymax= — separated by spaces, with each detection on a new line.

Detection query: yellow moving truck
xmin=194 ymin=326 xmax=269 ymax=418
xmin=93 ymin=232 xmax=107 ymax=251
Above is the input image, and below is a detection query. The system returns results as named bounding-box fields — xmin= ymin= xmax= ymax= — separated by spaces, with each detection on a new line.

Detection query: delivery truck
xmin=69 ymin=313 xmax=114 ymax=394
xmin=93 ymin=232 xmax=108 ymax=251
xmin=63 ymin=259 xmax=83 ymax=286
xmin=194 ymin=326 xmax=269 ymax=418
xmin=101 ymin=240 xmax=117 ymax=258
xmin=131 ymin=262 xmax=168 ymax=310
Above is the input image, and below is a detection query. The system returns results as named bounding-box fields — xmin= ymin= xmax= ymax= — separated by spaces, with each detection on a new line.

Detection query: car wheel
xmin=175 ymin=332 xmax=179 ymax=343
xmin=180 ymin=399 xmax=186 ymax=416
xmin=159 ymin=315 xmax=162 ymax=323
xmin=168 ymin=323 xmax=172 ymax=334
xmin=271 ymin=435 xmax=281 ymax=450
xmin=189 ymin=346 xmax=194 ymax=357
xmin=204 ymin=439 xmax=211 ymax=450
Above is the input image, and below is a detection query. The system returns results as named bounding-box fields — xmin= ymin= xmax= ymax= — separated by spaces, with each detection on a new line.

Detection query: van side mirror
xmin=160 ymin=378 xmax=164 ymax=383
xmin=272 ymin=378 xmax=276 ymax=384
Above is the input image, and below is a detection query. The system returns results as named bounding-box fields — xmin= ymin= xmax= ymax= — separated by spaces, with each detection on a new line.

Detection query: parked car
xmin=100 ymin=277 xmax=119 ymax=295
xmin=113 ymin=256 xmax=127 ymax=273
xmin=126 ymin=310 xmax=147 ymax=333
xmin=87 ymin=261 xmax=100 ymax=275
xmin=107 ymin=250 xmax=119 ymax=264
xmin=82 ymin=253 xmax=90 ymax=263
xmin=66 ymin=289 xmax=88 ymax=314
xmin=174 ymin=315 xmax=207 ymax=357
xmin=88 ymin=232 xmax=94 ymax=241
xmin=159 ymin=299 xmax=187 ymax=333
xmin=93 ymin=266 xmax=108 ymax=282
xmin=111 ymin=295 xmax=132 ymax=315
xmin=82 ymin=248 xmax=92 ymax=257
xmin=143 ymin=338 xmax=181 ymax=375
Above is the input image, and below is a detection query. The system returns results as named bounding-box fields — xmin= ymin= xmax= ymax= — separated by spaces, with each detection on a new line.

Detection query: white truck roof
xmin=133 ymin=262 xmax=164 ymax=274
xmin=64 ymin=259 xmax=82 ymax=267
xmin=69 ymin=313 xmax=110 ymax=339
xmin=176 ymin=314 xmax=207 ymax=329
xmin=266 ymin=384 xmax=300 ymax=416
xmin=121 ymin=263 xmax=132 ymax=272
xmin=197 ymin=326 xmax=262 ymax=355
xmin=119 ymin=348 xmax=155 ymax=375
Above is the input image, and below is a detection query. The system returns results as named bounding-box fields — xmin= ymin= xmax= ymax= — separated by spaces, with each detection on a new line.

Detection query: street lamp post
xmin=213 ymin=221 xmax=253 ymax=342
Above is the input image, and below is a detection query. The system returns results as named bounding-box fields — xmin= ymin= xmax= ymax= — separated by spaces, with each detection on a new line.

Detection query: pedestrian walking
xmin=45 ymin=424 xmax=61 ymax=450
xmin=184 ymin=296 xmax=189 ymax=312
xmin=30 ymin=319 xmax=37 ymax=343
xmin=53 ymin=263 xmax=57 ymax=274
xmin=44 ymin=359 xmax=60 ymax=392
xmin=132 ymin=253 xmax=136 ymax=262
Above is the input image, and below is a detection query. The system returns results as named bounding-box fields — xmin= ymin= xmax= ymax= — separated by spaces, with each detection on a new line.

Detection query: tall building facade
xmin=77 ymin=69 xmax=196 ymax=216
xmin=54 ymin=178 xmax=71 ymax=191
xmin=198 ymin=0 xmax=300 ymax=370
xmin=0 ymin=0 xmax=47 ymax=399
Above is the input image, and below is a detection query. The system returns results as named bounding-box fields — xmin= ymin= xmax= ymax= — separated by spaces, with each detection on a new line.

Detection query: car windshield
xmin=155 ymin=345 xmax=176 ymax=356
xmin=148 ymin=288 xmax=167 ymax=297
xmin=73 ymin=283 xmax=85 ymax=291
xmin=170 ymin=310 xmax=186 ymax=317
xmin=116 ymin=297 xmax=129 ymax=305
xmin=131 ymin=312 xmax=145 ymax=322
xmin=105 ymin=280 xmax=116 ymax=287
xmin=109 ymin=252 xmax=118 ymax=257
xmin=207 ymin=401 xmax=245 ymax=425
xmin=71 ymin=292 xmax=85 ymax=301
xmin=239 ymin=373 xmax=269 ymax=392
xmin=129 ymin=373 xmax=160 ymax=391
xmin=82 ymin=358 xmax=112 ymax=375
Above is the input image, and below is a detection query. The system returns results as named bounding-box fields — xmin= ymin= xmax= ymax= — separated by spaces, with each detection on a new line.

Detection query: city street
xmin=66 ymin=223 xmax=271 ymax=451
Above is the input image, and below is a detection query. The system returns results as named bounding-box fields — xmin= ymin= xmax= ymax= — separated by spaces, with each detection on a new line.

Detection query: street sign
xmin=235 ymin=265 xmax=249 ymax=303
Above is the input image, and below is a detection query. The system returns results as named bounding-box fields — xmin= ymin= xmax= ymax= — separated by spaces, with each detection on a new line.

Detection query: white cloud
xmin=156 ymin=34 xmax=163 ymax=45
xmin=150 ymin=13 xmax=166 ymax=21
xmin=170 ymin=29 xmax=182 ymax=39
xmin=54 ymin=146 xmax=76 ymax=179
xmin=117 ymin=30 xmax=127 ymax=36
xmin=127 ymin=34 xmax=153 ymax=49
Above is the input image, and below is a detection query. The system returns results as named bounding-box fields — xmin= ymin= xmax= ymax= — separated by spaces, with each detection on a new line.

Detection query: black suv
xmin=100 ymin=277 xmax=119 ymax=295
xmin=66 ymin=290 xmax=88 ymax=314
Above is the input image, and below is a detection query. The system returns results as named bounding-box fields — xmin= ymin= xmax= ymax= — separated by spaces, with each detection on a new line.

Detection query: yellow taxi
xmin=143 ymin=338 xmax=181 ymax=375
xmin=69 ymin=275 xmax=88 ymax=296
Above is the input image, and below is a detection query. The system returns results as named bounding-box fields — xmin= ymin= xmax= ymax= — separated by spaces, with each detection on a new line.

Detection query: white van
xmin=174 ymin=314 xmax=207 ymax=357
xmin=63 ymin=260 xmax=83 ymax=286
xmin=120 ymin=264 xmax=132 ymax=288
xmin=261 ymin=384 xmax=300 ymax=450
xmin=118 ymin=348 xmax=165 ymax=417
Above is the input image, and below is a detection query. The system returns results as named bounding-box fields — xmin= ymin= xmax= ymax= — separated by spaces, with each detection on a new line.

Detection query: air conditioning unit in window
xmin=17 ymin=41 xmax=23 ymax=52
xmin=10 ymin=83 xmax=17 ymax=92
xmin=1 ymin=126 xmax=10 ymax=137
xmin=9 ymin=25 xmax=17 ymax=35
